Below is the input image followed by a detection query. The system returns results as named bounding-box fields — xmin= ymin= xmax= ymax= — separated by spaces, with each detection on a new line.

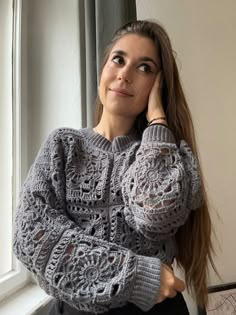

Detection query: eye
xmin=138 ymin=63 xmax=153 ymax=73
xmin=112 ymin=55 xmax=124 ymax=65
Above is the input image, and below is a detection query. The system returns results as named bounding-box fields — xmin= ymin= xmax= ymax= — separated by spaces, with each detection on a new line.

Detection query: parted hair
xmin=94 ymin=20 xmax=218 ymax=307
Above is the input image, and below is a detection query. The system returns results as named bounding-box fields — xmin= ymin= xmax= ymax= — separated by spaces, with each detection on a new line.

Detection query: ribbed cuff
xmin=143 ymin=124 xmax=176 ymax=143
xmin=129 ymin=255 xmax=161 ymax=311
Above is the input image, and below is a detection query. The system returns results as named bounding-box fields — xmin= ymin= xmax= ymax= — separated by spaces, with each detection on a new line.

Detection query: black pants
xmin=48 ymin=292 xmax=189 ymax=315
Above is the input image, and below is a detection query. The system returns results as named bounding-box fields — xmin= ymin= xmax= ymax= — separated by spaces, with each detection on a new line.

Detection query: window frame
xmin=0 ymin=0 xmax=30 ymax=302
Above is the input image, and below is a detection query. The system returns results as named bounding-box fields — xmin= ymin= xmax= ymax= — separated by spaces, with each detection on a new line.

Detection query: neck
xmin=94 ymin=111 xmax=136 ymax=141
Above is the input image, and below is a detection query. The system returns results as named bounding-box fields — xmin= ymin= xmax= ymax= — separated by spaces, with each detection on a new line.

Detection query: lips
xmin=109 ymin=88 xmax=133 ymax=97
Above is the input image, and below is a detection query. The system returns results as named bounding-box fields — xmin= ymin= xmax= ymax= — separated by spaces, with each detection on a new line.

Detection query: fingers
xmin=174 ymin=275 xmax=186 ymax=292
xmin=154 ymin=71 xmax=163 ymax=89
xmin=156 ymin=289 xmax=177 ymax=303
xmin=146 ymin=71 xmax=165 ymax=121
xmin=156 ymin=263 xmax=185 ymax=304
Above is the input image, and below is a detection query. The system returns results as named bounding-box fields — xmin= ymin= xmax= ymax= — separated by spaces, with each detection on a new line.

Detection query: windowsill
xmin=0 ymin=283 xmax=51 ymax=315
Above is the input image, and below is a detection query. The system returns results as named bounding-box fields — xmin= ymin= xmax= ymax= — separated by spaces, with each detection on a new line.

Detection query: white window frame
xmin=0 ymin=0 xmax=30 ymax=302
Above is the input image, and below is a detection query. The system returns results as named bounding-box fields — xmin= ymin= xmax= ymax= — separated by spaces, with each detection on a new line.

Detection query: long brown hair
xmin=94 ymin=20 xmax=218 ymax=307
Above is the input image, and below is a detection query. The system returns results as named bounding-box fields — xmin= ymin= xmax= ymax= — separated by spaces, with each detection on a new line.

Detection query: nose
xmin=117 ymin=66 xmax=133 ymax=84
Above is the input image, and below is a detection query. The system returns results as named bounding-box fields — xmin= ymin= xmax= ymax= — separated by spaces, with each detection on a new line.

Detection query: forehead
xmin=110 ymin=34 xmax=158 ymax=60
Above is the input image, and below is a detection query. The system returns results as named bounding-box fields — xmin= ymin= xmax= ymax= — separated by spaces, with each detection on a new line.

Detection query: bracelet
xmin=147 ymin=116 xmax=167 ymax=126
xmin=146 ymin=122 xmax=168 ymax=128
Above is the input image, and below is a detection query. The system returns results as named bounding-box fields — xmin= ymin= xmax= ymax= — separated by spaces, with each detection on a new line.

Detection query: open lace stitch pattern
xmin=13 ymin=126 xmax=201 ymax=312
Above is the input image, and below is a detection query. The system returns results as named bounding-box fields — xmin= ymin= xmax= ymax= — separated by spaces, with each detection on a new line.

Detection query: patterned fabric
xmin=13 ymin=125 xmax=202 ymax=313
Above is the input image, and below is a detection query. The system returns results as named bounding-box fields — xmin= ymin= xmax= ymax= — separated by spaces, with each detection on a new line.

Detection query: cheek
xmin=139 ymin=80 xmax=155 ymax=100
xmin=100 ymin=63 xmax=115 ymax=82
xmin=99 ymin=65 xmax=114 ymax=94
xmin=98 ymin=70 xmax=107 ymax=100
xmin=135 ymin=79 xmax=155 ymax=112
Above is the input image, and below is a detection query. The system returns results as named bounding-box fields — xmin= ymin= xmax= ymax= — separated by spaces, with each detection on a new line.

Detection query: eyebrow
xmin=111 ymin=50 xmax=159 ymax=68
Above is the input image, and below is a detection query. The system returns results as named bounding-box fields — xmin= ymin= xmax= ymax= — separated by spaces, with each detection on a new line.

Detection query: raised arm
xmin=13 ymin=129 xmax=162 ymax=313
xmin=122 ymin=124 xmax=202 ymax=240
xmin=121 ymin=72 xmax=202 ymax=240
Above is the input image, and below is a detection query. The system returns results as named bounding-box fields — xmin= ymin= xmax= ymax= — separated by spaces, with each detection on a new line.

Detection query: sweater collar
xmin=81 ymin=128 xmax=140 ymax=152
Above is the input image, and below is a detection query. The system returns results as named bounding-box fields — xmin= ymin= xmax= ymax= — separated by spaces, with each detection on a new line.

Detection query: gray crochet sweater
xmin=13 ymin=124 xmax=202 ymax=313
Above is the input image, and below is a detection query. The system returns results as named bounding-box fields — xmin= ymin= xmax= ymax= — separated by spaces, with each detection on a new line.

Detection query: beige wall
xmin=136 ymin=0 xmax=236 ymax=312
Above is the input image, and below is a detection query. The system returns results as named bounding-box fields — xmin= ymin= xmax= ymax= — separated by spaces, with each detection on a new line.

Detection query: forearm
xmin=13 ymin=186 xmax=162 ymax=313
xmin=122 ymin=124 xmax=202 ymax=237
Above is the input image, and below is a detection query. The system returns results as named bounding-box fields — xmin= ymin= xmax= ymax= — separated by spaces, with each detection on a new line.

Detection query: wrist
xmin=146 ymin=110 xmax=166 ymax=122
xmin=150 ymin=120 xmax=168 ymax=126
xmin=147 ymin=117 xmax=167 ymax=126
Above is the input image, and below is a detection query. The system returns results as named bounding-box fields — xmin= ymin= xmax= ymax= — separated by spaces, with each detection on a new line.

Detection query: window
xmin=0 ymin=0 xmax=29 ymax=301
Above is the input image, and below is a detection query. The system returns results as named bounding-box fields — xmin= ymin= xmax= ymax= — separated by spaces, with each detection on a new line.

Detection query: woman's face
xmin=99 ymin=34 xmax=159 ymax=119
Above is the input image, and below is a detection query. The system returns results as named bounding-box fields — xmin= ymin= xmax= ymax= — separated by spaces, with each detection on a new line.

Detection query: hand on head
xmin=146 ymin=72 xmax=167 ymax=125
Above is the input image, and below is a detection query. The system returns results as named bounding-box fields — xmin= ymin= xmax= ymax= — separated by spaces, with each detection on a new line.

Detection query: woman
xmin=13 ymin=20 xmax=217 ymax=314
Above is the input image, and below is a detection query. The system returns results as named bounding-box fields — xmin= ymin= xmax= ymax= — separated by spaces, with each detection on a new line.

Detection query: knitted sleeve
xmin=13 ymin=129 xmax=161 ymax=313
xmin=122 ymin=125 xmax=202 ymax=240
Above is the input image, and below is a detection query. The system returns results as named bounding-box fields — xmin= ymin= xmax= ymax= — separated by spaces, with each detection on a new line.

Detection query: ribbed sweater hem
xmin=129 ymin=255 xmax=161 ymax=311
xmin=142 ymin=124 xmax=176 ymax=143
